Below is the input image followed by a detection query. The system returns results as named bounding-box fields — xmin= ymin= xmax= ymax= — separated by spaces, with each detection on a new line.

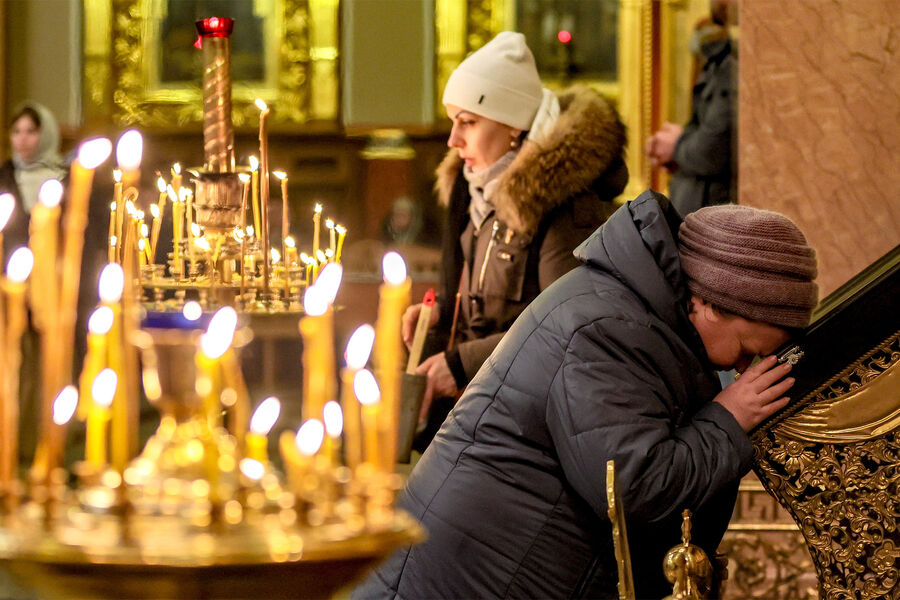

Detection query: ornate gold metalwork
xmin=85 ymin=0 xmax=337 ymax=128
xmin=663 ymin=510 xmax=712 ymax=600
xmin=606 ymin=460 xmax=635 ymax=600
xmin=751 ymin=330 xmax=900 ymax=599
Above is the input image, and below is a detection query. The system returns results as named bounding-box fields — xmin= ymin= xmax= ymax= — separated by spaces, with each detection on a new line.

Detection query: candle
xmin=279 ymin=420 xmax=323 ymax=493
xmin=198 ymin=307 xmax=237 ymax=429
xmin=112 ymin=170 xmax=124 ymax=263
xmin=300 ymin=253 xmax=313 ymax=287
xmin=298 ymin=285 xmax=336 ymax=423
xmin=246 ymin=396 xmax=280 ymax=462
xmin=248 ymin=156 xmax=261 ymax=239
xmin=185 ymin=188 xmax=196 ymax=274
xmin=296 ymin=419 xmax=325 ymax=458
xmin=312 ymin=203 xmax=322 ymax=257
xmin=85 ymin=368 xmax=116 ymax=468
xmin=314 ymin=249 xmax=327 ymax=282
xmin=255 ymin=100 xmax=271 ymax=300
xmin=78 ymin=306 xmax=113 ymax=421
xmin=274 ymin=170 xmax=289 ymax=269
xmin=150 ymin=176 xmax=167 ymax=263
xmin=1 ymin=248 xmax=32 ymax=496
xmin=48 ymin=385 xmax=78 ymax=477
xmin=115 ymin=129 xmax=143 ymax=191
xmin=323 ymin=400 xmax=343 ymax=465
xmin=341 ymin=324 xmax=374 ymax=470
xmin=326 ymin=219 xmax=336 ymax=259
xmin=107 ymin=202 xmax=117 ymax=263
xmin=170 ymin=186 xmax=184 ymax=279
xmin=284 ymin=236 xmax=298 ymax=268
xmin=97 ymin=263 xmax=129 ymax=473
xmin=373 ymin=252 xmax=411 ymax=468
xmin=353 ymin=369 xmax=382 ymax=470
xmin=238 ymin=173 xmax=251 ymax=302
xmin=335 ymin=224 xmax=347 ymax=263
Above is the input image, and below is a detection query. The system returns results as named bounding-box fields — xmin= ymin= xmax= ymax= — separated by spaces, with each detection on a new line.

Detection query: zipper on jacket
xmin=477 ymin=220 xmax=500 ymax=293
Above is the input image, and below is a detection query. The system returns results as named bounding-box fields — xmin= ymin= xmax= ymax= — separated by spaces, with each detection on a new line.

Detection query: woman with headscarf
xmin=0 ymin=102 xmax=67 ymax=253
xmin=400 ymin=32 xmax=628 ymax=448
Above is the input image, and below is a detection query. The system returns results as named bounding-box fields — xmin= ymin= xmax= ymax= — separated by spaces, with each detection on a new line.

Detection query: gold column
xmin=617 ymin=0 xmax=654 ymax=198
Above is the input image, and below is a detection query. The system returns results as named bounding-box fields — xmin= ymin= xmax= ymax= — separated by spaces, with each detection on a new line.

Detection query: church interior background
xmin=0 ymin=1 xmax=898 ymax=598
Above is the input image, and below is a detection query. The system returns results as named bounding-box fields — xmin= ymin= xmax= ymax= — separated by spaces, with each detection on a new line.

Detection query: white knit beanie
xmin=442 ymin=32 xmax=543 ymax=131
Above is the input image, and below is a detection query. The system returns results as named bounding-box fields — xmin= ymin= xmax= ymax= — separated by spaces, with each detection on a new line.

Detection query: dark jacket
xmin=434 ymin=86 xmax=628 ymax=386
xmin=0 ymin=159 xmax=32 ymax=254
xmin=669 ymin=38 xmax=736 ymax=216
xmin=356 ymin=191 xmax=751 ymax=599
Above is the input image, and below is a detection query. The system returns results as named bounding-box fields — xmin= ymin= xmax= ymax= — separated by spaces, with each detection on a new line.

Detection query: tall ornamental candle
xmin=115 ymin=129 xmax=143 ymax=191
xmin=373 ymin=252 xmax=410 ymax=468
xmin=255 ymin=100 xmax=271 ymax=299
xmin=248 ymin=156 xmax=261 ymax=237
xmin=78 ymin=306 xmax=113 ymax=421
xmin=341 ymin=324 xmax=374 ymax=470
xmin=298 ymin=285 xmax=336 ymax=423
xmin=85 ymin=368 xmax=116 ymax=468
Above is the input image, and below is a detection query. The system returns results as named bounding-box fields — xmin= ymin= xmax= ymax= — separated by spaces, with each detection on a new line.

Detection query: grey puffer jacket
xmin=354 ymin=191 xmax=752 ymax=599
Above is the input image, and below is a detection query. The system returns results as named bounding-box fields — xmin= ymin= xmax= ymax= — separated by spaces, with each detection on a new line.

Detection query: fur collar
xmin=435 ymin=85 xmax=626 ymax=236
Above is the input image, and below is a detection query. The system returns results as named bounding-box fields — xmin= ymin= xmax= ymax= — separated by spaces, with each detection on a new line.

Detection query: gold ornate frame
xmin=84 ymin=0 xmax=339 ymax=129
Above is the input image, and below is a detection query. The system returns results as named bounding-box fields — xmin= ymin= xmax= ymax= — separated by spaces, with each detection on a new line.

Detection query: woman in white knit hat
xmin=400 ymin=32 xmax=628 ymax=449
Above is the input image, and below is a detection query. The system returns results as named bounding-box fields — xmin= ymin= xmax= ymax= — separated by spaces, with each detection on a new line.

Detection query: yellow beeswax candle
xmin=86 ymin=368 xmax=116 ymax=468
xmin=341 ymin=324 xmax=374 ymax=471
xmin=246 ymin=396 xmax=280 ymax=462
xmin=353 ymin=369 xmax=382 ymax=471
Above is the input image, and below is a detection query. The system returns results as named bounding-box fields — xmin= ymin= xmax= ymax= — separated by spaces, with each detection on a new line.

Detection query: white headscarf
xmin=11 ymin=101 xmax=65 ymax=212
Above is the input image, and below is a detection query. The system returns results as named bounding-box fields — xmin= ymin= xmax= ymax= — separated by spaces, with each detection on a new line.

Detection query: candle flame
xmin=173 ymin=162 xmax=181 ymax=175
xmin=138 ymin=239 xmax=146 ymax=252
xmin=255 ymin=98 xmax=269 ymax=112
xmin=0 ymin=193 xmax=15 ymax=231
xmin=167 ymin=185 xmax=178 ymax=202
xmin=335 ymin=224 xmax=347 ymax=235
xmin=78 ymin=138 xmax=112 ymax=169
xmin=325 ymin=218 xmax=335 ymax=229
xmin=194 ymin=237 xmax=211 ymax=251
xmin=113 ymin=169 xmax=122 ymax=183
xmin=300 ymin=252 xmax=311 ymax=264
xmin=246 ymin=225 xmax=255 ymax=237
xmin=38 ymin=178 xmax=64 ymax=207
xmin=88 ymin=306 xmax=114 ymax=335
xmin=109 ymin=201 xmax=116 ymax=211
xmin=382 ymin=251 xmax=407 ymax=284
xmin=345 ymin=324 xmax=375 ymax=369
xmin=140 ymin=223 xmax=149 ymax=238
xmin=179 ymin=187 xmax=191 ymax=202
xmin=150 ymin=203 xmax=160 ymax=219
xmin=325 ymin=248 xmax=334 ymax=259
xmin=91 ymin=368 xmax=117 ymax=408
xmin=295 ymin=419 xmax=325 ymax=457
xmin=271 ymin=248 xmax=281 ymax=263
xmin=314 ymin=203 xmax=323 ymax=214
xmin=250 ymin=396 xmax=281 ymax=435
xmin=315 ymin=249 xmax=327 ymax=263
xmin=6 ymin=247 xmax=34 ymax=283
xmin=353 ymin=369 xmax=381 ymax=406
xmin=201 ymin=306 xmax=237 ymax=358
xmin=182 ymin=300 xmax=202 ymax=321
xmin=156 ymin=176 xmax=167 ymax=193
xmin=98 ymin=263 xmax=125 ymax=303
xmin=109 ymin=235 xmax=117 ymax=248
xmin=314 ymin=263 xmax=342 ymax=303
xmin=248 ymin=156 xmax=259 ymax=171
xmin=232 ymin=227 xmax=244 ymax=242
xmin=52 ymin=386 xmax=79 ymax=425
xmin=302 ymin=284 xmax=329 ymax=316
xmin=135 ymin=209 xmax=145 ymax=221
xmin=239 ymin=458 xmax=265 ymax=481
xmin=238 ymin=172 xmax=251 ymax=184
xmin=324 ymin=401 xmax=343 ymax=438
xmin=191 ymin=222 xmax=202 ymax=237
xmin=273 ymin=170 xmax=287 ymax=180
xmin=125 ymin=200 xmax=135 ymax=214
xmin=284 ymin=236 xmax=295 ymax=249
xmin=115 ymin=130 xmax=143 ymax=170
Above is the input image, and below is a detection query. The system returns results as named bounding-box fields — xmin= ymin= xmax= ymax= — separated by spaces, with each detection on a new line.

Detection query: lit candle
xmin=284 ymin=236 xmax=298 ymax=269
xmin=85 ymin=368 xmax=116 ymax=468
xmin=297 ymin=265 xmax=342 ymax=421
xmin=170 ymin=186 xmax=184 ymax=279
xmin=107 ymin=202 xmax=117 ymax=263
xmin=98 ymin=263 xmax=128 ymax=473
xmin=246 ymin=396 xmax=280 ymax=463
xmin=171 ymin=163 xmax=182 ymax=196
xmin=326 ymin=219 xmax=336 ymax=259
xmin=248 ymin=156 xmax=261 ymax=237
xmin=374 ymin=252 xmax=411 ymax=468
xmin=78 ymin=306 xmax=113 ymax=421
xmin=115 ymin=129 xmax=142 ymax=191
xmin=353 ymin=369 xmax=382 ymax=470
xmin=300 ymin=253 xmax=313 ymax=287
xmin=48 ymin=385 xmax=78 ymax=476
xmin=238 ymin=173 xmax=251 ymax=301
xmin=312 ymin=203 xmax=322 ymax=257
xmin=314 ymin=249 xmax=327 ymax=282
xmin=255 ymin=100 xmax=271 ymax=300
xmin=274 ymin=170 xmax=289 ymax=270
xmin=335 ymin=224 xmax=347 ymax=264
xmin=341 ymin=324 xmax=374 ymax=470
xmin=0 ymin=193 xmax=16 ymax=268
xmin=197 ymin=307 xmax=237 ymax=429
xmin=150 ymin=176 xmax=167 ymax=263
xmin=279 ymin=419 xmax=323 ymax=492
xmin=185 ymin=188 xmax=196 ymax=274
xmin=1 ymin=248 xmax=32 ymax=495
xmin=323 ymin=399 xmax=343 ymax=465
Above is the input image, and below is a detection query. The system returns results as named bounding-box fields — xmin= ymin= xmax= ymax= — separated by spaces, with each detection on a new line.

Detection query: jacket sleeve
xmin=546 ymin=317 xmax=752 ymax=524
xmin=672 ymin=72 xmax=734 ymax=178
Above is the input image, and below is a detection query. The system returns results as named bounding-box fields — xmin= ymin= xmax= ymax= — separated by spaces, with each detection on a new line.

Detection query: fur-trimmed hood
xmin=435 ymin=85 xmax=626 ymax=236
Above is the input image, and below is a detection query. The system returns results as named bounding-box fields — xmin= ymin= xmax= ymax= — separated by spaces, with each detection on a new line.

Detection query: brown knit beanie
xmin=678 ymin=205 xmax=819 ymax=328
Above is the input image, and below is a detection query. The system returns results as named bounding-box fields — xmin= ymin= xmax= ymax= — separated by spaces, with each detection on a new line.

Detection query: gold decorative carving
xmin=606 ymin=460 xmax=635 ymax=600
xmin=85 ymin=0 xmax=337 ymax=129
xmin=750 ymin=330 xmax=900 ymax=599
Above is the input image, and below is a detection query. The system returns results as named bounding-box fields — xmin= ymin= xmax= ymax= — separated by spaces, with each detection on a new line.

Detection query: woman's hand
xmin=714 ymin=355 xmax=794 ymax=431
xmin=401 ymin=301 xmax=440 ymax=349
xmin=416 ymin=352 xmax=459 ymax=423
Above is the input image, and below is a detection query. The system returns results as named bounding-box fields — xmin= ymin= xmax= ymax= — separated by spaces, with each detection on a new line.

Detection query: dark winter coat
xmin=355 ymin=191 xmax=752 ymax=599
xmin=434 ymin=86 xmax=628 ymax=386
xmin=0 ymin=159 xmax=32 ymax=254
xmin=669 ymin=38 xmax=736 ymax=216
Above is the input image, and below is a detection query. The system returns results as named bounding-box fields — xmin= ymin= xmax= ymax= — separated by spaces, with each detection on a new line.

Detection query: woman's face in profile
xmin=11 ymin=114 xmax=41 ymax=164
xmin=445 ymin=105 xmax=519 ymax=172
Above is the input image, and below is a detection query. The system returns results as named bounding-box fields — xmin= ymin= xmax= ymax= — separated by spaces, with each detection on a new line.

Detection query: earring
xmin=510 ymin=136 xmax=519 ymax=150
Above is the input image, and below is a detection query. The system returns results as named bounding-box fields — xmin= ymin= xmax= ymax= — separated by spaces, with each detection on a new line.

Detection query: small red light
xmin=209 ymin=17 xmax=219 ymax=29
xmin=557 ymin=30 xmax=572 ymax=44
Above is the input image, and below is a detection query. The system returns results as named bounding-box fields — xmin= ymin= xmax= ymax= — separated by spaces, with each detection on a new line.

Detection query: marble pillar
xmin=739 ymin=0 xmax=900 ymax=296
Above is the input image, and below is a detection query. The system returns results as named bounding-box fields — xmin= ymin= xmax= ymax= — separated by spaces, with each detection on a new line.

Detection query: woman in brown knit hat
xmin=357 ymin=190 xmax=817 ymax=599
